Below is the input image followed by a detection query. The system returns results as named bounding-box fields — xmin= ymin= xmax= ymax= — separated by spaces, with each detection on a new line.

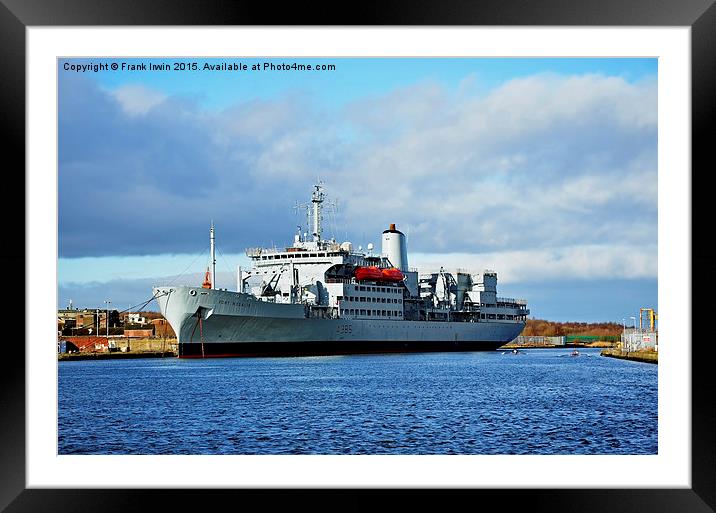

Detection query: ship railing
xmin=496 ymin=297 xmax=528 ymax=306
xmin=246 ymin=247 xmax=281 ymax=257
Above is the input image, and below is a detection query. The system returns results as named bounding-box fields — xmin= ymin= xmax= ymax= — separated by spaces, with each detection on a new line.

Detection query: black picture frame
xmin=3 ymin=1 xmax=713 ymax=511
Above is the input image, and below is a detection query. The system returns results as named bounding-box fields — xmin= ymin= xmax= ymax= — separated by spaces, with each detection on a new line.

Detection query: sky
xmin=58 ymin=57 xmax=658 ymax=322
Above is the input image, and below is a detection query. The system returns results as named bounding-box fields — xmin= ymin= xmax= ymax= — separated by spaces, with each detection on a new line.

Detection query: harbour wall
xmin=58 ymin=336 xmax=178 ymax=358
xmin=600 ymin=348 xmax=658 ymax=364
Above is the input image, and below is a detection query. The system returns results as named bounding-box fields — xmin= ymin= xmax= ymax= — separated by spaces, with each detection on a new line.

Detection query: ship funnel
xmin=382 ymin=223 xmax=408 ymax=272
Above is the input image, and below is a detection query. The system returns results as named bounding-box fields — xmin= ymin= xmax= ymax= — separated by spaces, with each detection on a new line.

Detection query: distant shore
xmin=502 ymin=341 xmax=616 ymax=349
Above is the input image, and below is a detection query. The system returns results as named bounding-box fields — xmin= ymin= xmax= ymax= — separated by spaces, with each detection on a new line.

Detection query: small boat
xmin=354 ymin=266 xmax=383 ymax=281
xmin=571 ymin=350 xmax=580 ymax=357
xmin=381 ymin=267 xmax=404 ymax=282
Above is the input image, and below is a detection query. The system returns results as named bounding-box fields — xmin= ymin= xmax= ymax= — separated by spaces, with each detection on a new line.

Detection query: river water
xmin=58 ymin=348 xmax=657 ymax=455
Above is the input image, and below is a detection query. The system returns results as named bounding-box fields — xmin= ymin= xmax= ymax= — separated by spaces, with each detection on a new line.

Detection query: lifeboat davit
xmin=354 ymin=266 xmax=383 ymax=281
xmin=381 ymin=267 xmax=404 ymax=282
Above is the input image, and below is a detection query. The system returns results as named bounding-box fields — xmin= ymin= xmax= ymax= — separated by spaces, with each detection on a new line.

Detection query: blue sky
xmin=58 ymin=57 xmax=658 ymax=322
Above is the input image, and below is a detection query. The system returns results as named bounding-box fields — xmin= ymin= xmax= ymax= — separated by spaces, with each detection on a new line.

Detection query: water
xmin=58 ymin=348 xmax=657 ymax=454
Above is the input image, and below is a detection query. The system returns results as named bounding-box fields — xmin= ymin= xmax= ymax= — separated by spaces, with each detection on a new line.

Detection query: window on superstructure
xmin=360 ymin=286 xmax=365 ymax=291
xmin=360 ymin=309 xmax=366 ymax=315
xmin=399 ymin=312 xmax=402 ymax=317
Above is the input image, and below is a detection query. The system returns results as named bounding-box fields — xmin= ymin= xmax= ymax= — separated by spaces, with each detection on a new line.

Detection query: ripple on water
xmin=58 ymin=348 xmax=657 ymax=455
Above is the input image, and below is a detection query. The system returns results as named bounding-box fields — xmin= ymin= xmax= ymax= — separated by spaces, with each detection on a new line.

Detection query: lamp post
xmin=104 ymin=299 xmax=111 ymax=337
xmin=621 ymin=318 xmax=626 ymax=350
xmin=630 ymin=316 xmax=638 ymax=350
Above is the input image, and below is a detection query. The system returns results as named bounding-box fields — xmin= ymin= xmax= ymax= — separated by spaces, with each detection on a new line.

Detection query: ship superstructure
xmin=153 ymin=183 xmax=529 ymax=357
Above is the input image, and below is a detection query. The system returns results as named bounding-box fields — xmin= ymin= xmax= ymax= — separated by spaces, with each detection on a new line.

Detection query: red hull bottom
xmin=178 ymin=340 xmax=506 ymax=358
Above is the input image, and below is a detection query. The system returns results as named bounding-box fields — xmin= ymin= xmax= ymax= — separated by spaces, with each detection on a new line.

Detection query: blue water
xmin=58 ymin=348 xmax=657 ymax=455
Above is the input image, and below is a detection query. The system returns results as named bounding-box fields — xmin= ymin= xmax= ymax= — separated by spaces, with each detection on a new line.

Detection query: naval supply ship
xmin=153 ymin=183 xmax=529 ymax=358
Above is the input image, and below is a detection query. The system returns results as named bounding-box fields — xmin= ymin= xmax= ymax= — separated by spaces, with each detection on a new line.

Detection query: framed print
xmin=3 ymin=0 xmax=715 ymax=511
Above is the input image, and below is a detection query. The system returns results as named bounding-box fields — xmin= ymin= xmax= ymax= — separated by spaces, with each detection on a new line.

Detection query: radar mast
xmin=311 ymin=181 xmax=325 ymax=241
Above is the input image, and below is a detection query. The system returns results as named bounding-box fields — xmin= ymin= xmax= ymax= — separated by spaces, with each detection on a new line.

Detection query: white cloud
xmin=63 ymin=70 xmax=657 ymax=265
xmin=327 ymin=73 xmax=657 ymax=255
xmin=410 ymin=243 xmax=658 ymax=284
xmin=110 ymin=84 xmax=167 ymax=115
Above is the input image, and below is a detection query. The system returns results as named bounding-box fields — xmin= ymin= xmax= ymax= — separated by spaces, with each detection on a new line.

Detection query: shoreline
xmin=57 ymin=342 xmax=617 ymax=360
xmin=502 ymin=343 xmax=616 ymax=349
xmin=58 ymin=350 xmax=176 ymax=361
xmin=600 ymin=348 xmax=658 ymax=364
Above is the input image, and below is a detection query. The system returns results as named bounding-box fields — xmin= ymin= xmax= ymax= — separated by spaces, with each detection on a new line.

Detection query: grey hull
xmin=153 ymin=286 xmax=525 ymax=357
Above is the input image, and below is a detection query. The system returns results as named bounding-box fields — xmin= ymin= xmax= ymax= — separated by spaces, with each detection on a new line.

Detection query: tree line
xmin=522 ymin=319 xmax=622 ymax=337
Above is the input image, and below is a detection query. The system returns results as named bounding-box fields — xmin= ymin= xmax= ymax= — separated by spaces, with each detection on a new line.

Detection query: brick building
xmin=151 ymin=318 xmax=176 ymax=338
xmin=58 ymin=308 xmax=121 ymax=336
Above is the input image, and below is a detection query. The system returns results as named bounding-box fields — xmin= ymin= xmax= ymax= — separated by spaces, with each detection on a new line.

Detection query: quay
xmin=600 ymin=348 xmax=658 ymax=364
xmin=58 ymin=336 xmax=178 ymax=361
xmin=58 ymin=350 xmax=176 ymax=361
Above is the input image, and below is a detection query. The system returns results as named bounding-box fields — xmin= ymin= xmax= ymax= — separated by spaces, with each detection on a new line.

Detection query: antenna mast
xmin=210 ymin=221 xmax=216 ymax=290
xmin=311 ymin=181 xmax=325 ymax=241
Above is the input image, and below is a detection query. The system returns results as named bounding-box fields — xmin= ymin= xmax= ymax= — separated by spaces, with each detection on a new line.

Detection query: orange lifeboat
xmin=381 ymin=267 xmax=404 ymax=282
xmin=354 ymin=266 xmax=383 ymax=281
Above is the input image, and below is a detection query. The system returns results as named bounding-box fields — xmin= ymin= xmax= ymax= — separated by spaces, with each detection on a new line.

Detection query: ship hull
xmin=154 ymin=286 xmax=525 ymax=358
